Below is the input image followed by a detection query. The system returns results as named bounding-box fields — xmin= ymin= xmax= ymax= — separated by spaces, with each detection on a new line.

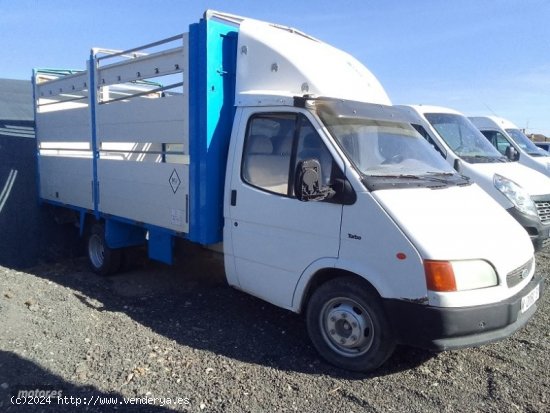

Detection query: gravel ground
xmin=0 ymin=243 xmax=548 ymax=413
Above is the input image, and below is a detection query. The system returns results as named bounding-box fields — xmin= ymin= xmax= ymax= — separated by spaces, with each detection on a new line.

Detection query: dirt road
xmin=0 ymin=246 xmax=548 ymax=412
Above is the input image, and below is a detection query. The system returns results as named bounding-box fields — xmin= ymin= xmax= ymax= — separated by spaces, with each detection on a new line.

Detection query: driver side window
xmin=241 ymin=113 xmax=336 ymax=197
xmin=294 ymin=122 xmax=333 ymax=187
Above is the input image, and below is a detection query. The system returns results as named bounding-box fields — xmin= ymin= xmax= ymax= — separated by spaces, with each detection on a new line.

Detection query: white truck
xmin=33 ymin=11 xmax=542 ymax=372
xmin=399 ymin=105 xmax=550 ymax=252
xmin=469 ymin=115 xmax=550 ymax=177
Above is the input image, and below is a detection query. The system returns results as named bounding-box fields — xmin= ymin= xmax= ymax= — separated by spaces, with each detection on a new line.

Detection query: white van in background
xmin=398 ymin=105 xmax=550 ymax=251
xmin=469 ymin=116 xmax=550 ymax=178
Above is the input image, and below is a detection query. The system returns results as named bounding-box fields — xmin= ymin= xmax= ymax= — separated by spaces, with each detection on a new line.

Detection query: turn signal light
xmin=424 ymin=260 xmax=457 ymax=292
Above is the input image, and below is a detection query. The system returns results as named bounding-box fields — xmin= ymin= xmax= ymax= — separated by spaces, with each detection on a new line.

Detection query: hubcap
xmin=88 ymin=234 xmax=105 ymax=269
xmin=320 ymin=298 xmax=374 ymax=357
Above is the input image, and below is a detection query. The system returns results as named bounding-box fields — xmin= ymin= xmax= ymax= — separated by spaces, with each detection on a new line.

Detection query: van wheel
xmin=87 ymin=222 xmax=121 ymax=276
xmin=306 ymin=277 xmax=396 ymax=372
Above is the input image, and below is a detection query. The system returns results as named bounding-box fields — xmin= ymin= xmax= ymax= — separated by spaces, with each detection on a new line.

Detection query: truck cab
xmin=469 ymin=115 xmax=550 ymax=178
xmin=399 ymin=105 xmax=550 ymax=251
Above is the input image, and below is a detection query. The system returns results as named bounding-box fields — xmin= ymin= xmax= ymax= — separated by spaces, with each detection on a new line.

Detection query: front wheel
xmin=306 ymin=277 xmax=396 ymax=372
xmin=87 ymin=222 xmax=121 ymax=276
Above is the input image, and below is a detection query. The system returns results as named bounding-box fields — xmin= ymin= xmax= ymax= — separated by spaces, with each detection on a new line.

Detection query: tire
xmin=306 ymin=276 xmax=396 ymax=372
xmin=87 ymin=222 xmax=121 ymax=276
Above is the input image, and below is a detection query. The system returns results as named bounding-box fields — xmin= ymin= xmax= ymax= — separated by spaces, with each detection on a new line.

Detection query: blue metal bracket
xmin=148 ymin=229 xmax=173 ymax=265
xmin=105 ymin=219 xmax=146 ymax=249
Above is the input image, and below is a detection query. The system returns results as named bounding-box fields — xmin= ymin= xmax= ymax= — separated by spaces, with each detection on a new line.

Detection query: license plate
xmin=521 ymin=284 xmax=540 ymax=313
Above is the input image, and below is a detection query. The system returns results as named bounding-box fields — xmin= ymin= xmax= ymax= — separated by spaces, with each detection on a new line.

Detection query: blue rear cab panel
xmin=189 ymin=17 xmax=238 ymax=245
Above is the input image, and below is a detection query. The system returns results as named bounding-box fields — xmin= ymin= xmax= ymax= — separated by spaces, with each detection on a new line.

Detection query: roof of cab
xmin=469 ymin=115 xmax=519 ymax=130
xmin=396 ymin=104 xmax=464 ymax=116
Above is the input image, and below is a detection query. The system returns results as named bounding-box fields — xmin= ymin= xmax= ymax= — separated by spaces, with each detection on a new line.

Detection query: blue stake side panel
xmin=189 ymin=18 xmax=238 ymax=245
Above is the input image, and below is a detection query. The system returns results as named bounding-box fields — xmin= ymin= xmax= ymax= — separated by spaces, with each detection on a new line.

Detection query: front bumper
xmin=383 ymin=275 xmax=543 ymax=351
xmin=507 ymin=205 xmax=550 ymax=252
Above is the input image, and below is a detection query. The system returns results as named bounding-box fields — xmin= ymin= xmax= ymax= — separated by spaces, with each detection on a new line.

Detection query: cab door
xmin=225 ymin=108 xmax=343 ymax=309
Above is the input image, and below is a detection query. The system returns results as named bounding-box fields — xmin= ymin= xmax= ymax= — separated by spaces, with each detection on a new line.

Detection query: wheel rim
xmin=88 ymin=233 xmax=105 ymax=269
xmin=319 ymin=297 xmax=375 ymax=357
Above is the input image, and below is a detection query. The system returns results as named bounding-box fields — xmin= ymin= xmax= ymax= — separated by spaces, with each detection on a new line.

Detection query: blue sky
xmin=1 ymin=0 xmax=548 ymax=135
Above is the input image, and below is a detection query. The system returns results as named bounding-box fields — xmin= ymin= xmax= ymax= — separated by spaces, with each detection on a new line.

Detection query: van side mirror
xmin=295 ymin=159 xmax=334 ymax=202
xmin=505 ymin=146 xmax=519 ymax=161
xmin=453 ymin=158 xmax=461 ymax=172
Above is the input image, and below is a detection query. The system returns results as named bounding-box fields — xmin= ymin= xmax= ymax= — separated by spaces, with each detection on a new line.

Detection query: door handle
xmin=230 ymin=190 xmax=237 ymax=206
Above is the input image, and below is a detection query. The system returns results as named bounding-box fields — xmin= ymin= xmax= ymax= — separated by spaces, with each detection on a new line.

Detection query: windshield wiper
xmin=464 ymin=155 xmax=508 ymax=163
xmin=369 ymin=173 xmax=450 ymax=184
xmin=425 ymin=171 xmax=455 ymax=176
xmin=473 ymin=155 xmax=503 ymax=160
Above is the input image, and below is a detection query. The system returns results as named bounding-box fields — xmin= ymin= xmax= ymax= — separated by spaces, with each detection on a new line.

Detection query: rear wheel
xmin=87 ymin=222 xmax=121 ymax=276
xmin=306 ymin=276 xmax=396 ymax=372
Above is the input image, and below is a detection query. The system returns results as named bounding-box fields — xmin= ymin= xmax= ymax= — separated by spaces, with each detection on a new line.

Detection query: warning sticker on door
xmin=171 ymin=209 xmax=184 ymax=227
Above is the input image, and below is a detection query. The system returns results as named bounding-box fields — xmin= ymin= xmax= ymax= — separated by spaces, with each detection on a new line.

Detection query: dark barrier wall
xmin=0 ymin=125 xmax=81 ymax=269
xmin=0 ymin=80 xmax=81 ymax=269
xmin=0 ymin=128 xmax=41 ymax=268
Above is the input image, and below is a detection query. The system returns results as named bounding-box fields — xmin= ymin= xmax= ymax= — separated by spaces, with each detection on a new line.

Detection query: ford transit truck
xmin=33 ymin=11 xmax=542 ymax=372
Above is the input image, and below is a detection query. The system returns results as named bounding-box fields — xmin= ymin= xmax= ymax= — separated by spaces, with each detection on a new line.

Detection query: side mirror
xmin=294 ymin=159 xmax=334 ymax=202
xmin=505 ymin=146 xmax=519 ymax=161
xmin=453 ymin=158 xmax=461 ymax=172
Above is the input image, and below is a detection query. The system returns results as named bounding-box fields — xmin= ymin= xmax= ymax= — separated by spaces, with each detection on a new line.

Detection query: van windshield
xmin=425 ymin=113 xmax=508 ymax=163
xmin=314 ymin=100 xmax=468 ymax=190
xmin=505 ymin=128 xmax=549 ymax=157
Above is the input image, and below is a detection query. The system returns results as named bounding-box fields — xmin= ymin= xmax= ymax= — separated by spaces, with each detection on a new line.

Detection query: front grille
xmin=535 ymin=200 xmax=550 ymax=223
xmin=507 ymin=258 xmax=533 ymax=288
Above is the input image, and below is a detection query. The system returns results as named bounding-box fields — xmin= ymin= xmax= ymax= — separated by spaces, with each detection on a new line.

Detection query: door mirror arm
xmin=330 ymin=178 xmax=356 ymax=205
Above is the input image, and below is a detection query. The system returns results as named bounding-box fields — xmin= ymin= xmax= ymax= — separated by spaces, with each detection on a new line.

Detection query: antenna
xmin=484 ymin=103 xmax=498 ymax=116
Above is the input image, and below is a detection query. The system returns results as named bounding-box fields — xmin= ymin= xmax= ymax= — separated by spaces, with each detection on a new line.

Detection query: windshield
xmin=424 ymin=113 xmax=507 ymax=163
xmin=315 ymin=100 xmax=467 ymax=189
xmin=505 ymin=128 xmax=549 ymax=157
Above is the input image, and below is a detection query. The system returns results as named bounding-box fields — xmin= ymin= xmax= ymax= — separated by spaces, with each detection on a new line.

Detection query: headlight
xmin=424 ymin=260 xmax=498 ymax=292
xmin=493 ymin=174 xmax=537 ymax=217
